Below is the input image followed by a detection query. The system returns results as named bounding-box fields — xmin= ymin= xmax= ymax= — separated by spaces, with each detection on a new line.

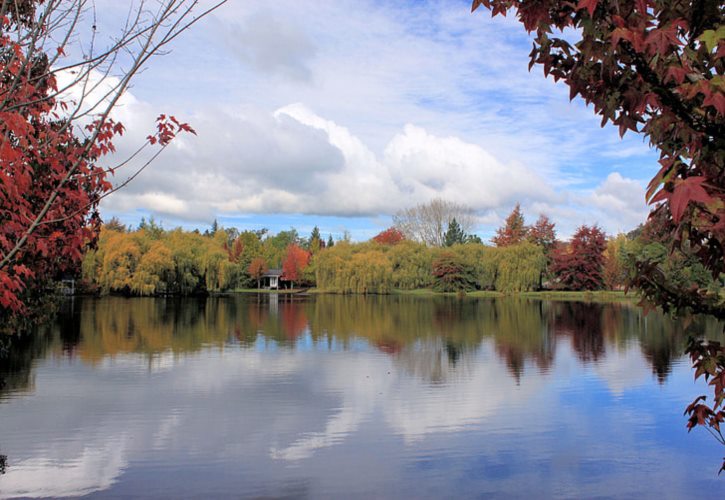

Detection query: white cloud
xmin=384 ymin=124 xmax=555 ymax=209
xmin=103 ymin=102 xmax=557 ymax=221
xmin=588 ymin=172 xmax=649 ymax=233
xmin=224 ymin=12 xmax=317 ymax=82
xmin=91 ymin=0 xmax=658 ymax=236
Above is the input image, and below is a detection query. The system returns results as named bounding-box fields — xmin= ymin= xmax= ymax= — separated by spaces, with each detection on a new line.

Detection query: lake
xmin=0 ymin=295 xmax=723 ymax=498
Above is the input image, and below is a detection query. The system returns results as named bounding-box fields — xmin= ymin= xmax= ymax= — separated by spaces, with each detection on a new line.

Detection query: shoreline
xmin=225 ymin=288 xmax=636 ymax=302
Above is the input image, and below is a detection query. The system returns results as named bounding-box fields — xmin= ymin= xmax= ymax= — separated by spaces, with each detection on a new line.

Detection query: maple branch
xmin=0 ymin=0 xmax=227 ymax=272
xmin=622 ymin=44 xmax=723 ymax=140
xmin=635 ymin=260 xmax=725 ymax=320
xmin=39 ymin=143 xmax=168 ymax=227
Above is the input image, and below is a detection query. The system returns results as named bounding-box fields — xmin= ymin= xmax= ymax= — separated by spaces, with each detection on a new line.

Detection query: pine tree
xmin=444 ymin=218 xmax=466 ymax=247
xmin=309 ymin=226 xmax=322 ymax=253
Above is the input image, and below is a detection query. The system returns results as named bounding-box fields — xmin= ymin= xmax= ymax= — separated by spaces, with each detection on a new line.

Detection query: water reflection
xmin=1 ymin=295 xmax=722 ymax=399
xmin=0 ymin=296 xmax=723 ymax=498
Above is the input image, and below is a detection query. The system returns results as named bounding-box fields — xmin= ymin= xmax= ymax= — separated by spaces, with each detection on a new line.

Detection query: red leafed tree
xmin=431 ymin=251 xmax=477 ymax=292
xmin=248 ymin=257 xmax=268 ymax=289
xmin=492 ymin=203 xmax=528 ymax=246
xmin=373 ymin=227 xmax=405 ymax=245
xmin=0 ymin=1 xmax=223 ymax=325
xmin=471 ymin=0 xmax=723 ymax=314
xmin=551 ymin=225 xmax=607 ymax=291
xmin=282 ymin=244 xmax=310 ymax=289
xmin=527 ymin=214 xmax=557 ymax=252
xmin=226 ymin=238 xmax=245 ymax=264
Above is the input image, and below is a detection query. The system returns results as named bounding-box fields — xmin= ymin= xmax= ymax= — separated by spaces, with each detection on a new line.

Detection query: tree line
xmin=77 ymin=202 xmax=719 ymax=299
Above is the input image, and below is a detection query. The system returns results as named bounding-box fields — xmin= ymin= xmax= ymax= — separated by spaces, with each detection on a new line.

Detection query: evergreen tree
xmin=309 ymin=226 xmax=322 ymax=253
xmin=444 ymin=218 xmax=466 ymax=247
xmin=327 ymin=234 xmax=335 ymax=248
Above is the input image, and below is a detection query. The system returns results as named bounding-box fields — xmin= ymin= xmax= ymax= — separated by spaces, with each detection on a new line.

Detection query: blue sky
xmin=95 ymin=0 xmax=659 ymax=241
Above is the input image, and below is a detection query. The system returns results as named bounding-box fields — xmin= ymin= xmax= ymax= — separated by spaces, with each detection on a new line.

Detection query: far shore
xmin=224 ymin=288 xmax=636 ymax=302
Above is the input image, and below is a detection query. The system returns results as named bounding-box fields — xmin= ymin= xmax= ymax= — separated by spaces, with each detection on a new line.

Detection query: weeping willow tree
xmin=131 ymin=241 xmax=174 ymax=295
xmin=314 ymin=242 xmax=393 ymax=293
xmin=98 ymin=231 xmax=142 ymax=294
xmin=83 ymin=226 xmax=248 ymax=296
xmin=494 ymin=243 xmax=546 ymax=293
xmin=348 ymin=250 xmax=394 ymax=294
xmin=388 ymin=241 xmax=434 ymax=290
xmin=446 ymin=243 xmax=499 ymax=290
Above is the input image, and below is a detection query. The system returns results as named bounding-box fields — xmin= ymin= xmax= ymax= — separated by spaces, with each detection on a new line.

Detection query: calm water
xmin=0 ymin=295 xmax=724 ymax=498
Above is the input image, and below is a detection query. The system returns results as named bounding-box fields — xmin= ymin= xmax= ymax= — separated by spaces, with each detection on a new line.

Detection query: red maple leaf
xmin=577 ymin=0 xmax=599 ymax=17
xmin=670 ymin=177 xmax=714 ymax=223
xmin=645 ymin=24 xmax=681 ymax=55
xmin=703 ymin=90 xmax=725 ymax=116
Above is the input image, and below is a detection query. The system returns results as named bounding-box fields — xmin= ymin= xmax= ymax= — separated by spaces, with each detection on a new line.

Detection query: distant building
xmin=59 ymin=274 xmax=76 ymax=296
xmin=262 ymin=269 xmax=283 ymax=289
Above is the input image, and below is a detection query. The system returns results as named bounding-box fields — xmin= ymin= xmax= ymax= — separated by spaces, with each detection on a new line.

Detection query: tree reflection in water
xmin=0 ymin=295 xmax=723 ymax=395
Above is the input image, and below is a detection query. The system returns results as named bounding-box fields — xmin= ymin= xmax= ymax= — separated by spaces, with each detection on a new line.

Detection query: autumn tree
xmin=393 ymin=198 xmax=475 ymax=247
xmin=602 ymin=234 xmax=630 ymax=290
xmin=492 ymin=203 xmax=528 ymax=247
xmin=373 ymin=227 xmax=405 ymax=245
xmin=431 ymin=251 xmax=477 ymax=292
xmin=551 ymin=225 xmax=607 ymax=290
xmin=225 ymin=237 xmax=245 ymax=264
xmin=0 ymin=1 xmax=224 ymax=322
xmin=248 ymin=257 xmax=268 ymax=289
xmin=104 ymin=217 xmax=127 ymax=233
xmin=282 ymin=244 xmax=310 ymax=289
xmin=527 ymin=214 xmax=557 ymax=253
xmin=263 ymin=229 xmax=300 ymax=268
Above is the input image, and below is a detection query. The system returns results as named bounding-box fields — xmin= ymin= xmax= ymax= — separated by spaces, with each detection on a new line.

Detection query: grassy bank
xmin=395 ymin=289 xmax=635 ymax=302
xmin=228 ymin=288 xmax=311 ymax=295
xmin=229 ymin=287 xmax=637 ymax=303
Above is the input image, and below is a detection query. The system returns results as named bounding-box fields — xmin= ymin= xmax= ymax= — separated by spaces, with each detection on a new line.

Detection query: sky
xmin=89 ymin=0 xmax=658 ymax=242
